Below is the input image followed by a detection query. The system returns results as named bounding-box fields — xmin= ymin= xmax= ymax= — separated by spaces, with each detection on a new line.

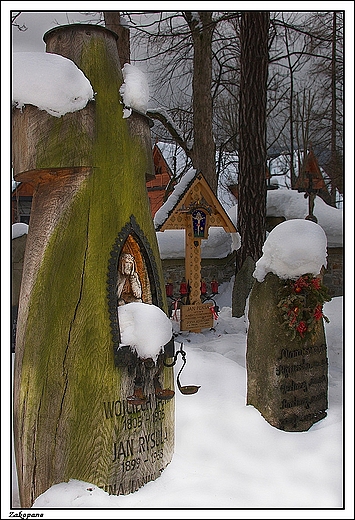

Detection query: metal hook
xmin=164 ymin=343 xmax=200 ymax=395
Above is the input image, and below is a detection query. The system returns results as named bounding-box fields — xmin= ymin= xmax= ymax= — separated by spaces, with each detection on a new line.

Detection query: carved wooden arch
xmin=107 ymin=215 xmax=164 ymax=357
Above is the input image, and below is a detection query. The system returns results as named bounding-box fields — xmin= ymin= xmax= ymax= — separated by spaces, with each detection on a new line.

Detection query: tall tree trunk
xmin=329 ymin=11 xmax=342 ymax=202
xmin=186 ymin=11 xmax=217 ymax=193
xmin=284 ymin=25 xmax=297 ymax=188
xmin=236 ymin=11 xmax=269 ymax=272
xmin=104 ymin=11 xmax=131 ymax=67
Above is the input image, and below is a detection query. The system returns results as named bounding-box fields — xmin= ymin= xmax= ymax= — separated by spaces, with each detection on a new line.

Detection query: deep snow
xmin=10 ymin=288 xmax=349 ymax=517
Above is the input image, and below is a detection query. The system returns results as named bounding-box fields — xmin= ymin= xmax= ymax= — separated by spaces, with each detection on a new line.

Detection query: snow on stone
xmin=12 ymin=223 xmax=28 ymax=239
xmin=117 ymin=302 xmax=172 ymax=361
xmin=200 ymin=227 xmax=240 ymax=257
xmin=266 ymin=190 xmax=343 ymax=247
xmin=253 ymin=219 xmax=328 ymax=282
xmin=12 ymin=52 xmax=94 ymax=117
xmin=308 ymin=196 xmax=343 ymax=247
xmin=266 ymin=188 xmax=307 ymax=220
xmin=154 ymin=168 xmax=196 ymax=230
xmin=120 ymin=63 xmax=149 ymax=116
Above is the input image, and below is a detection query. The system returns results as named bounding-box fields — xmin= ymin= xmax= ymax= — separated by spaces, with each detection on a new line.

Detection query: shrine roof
xmin=154 ymin=168 xmax=196 ymax=230
xmin=154 ymin=168 xmax=237 ymax=234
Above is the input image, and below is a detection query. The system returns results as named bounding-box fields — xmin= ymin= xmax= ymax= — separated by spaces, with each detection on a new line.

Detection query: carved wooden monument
xmin=12 ymin=24 xmax=174 ymax=507
xmin=155 ymin=171 xmax=237 ymax=332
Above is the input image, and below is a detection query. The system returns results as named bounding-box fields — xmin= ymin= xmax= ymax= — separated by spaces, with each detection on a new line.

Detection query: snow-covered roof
xmin=154 ymin=168 xmax=196 ymax=230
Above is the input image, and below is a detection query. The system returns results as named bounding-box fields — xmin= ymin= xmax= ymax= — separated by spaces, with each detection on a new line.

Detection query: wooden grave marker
xmin=155 ymin=172 xmax=237 ymax=332
xmin=12 ymin=24 xmax=174 ymax=507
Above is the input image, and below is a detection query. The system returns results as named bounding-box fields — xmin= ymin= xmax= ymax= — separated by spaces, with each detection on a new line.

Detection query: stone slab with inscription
xmin=246 ymin=272 xmax=328 ymax=432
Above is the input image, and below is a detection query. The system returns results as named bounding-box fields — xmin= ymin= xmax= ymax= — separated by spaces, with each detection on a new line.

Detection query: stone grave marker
xmin=246 ymin=219 xmax=331 ymax=432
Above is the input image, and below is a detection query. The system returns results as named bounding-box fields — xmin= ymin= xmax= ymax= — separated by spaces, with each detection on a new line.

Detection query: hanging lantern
xmin=165 ymin=282 xmax=174 ymax=298
xmin=200 ymin=280 xmax=207 ymax=295
xmin=211 ymin=280 xmax=219 ymax=295
xmin=180 ymin=279 xmax=188 ymax=295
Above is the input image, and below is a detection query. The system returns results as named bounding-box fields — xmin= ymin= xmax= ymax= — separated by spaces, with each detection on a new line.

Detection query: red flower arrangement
xmin=277 ymin=274 xmax=331 ymax=340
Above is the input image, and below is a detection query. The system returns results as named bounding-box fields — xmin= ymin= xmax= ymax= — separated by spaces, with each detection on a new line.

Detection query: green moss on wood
xmin=36 ymin=114 xmax=95 ymax=168
xmin=17 ymin=31 xmax=169 ymax=494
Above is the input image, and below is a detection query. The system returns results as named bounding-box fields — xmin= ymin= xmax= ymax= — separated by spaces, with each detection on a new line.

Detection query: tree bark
xmin=104 ymin=11 xmax=131 ymax=67
xmin=329 ymin=11 xmax=343 ymax=200
xmin=236 ymin=11 xmax=269 ymax=271
xmin=186 ymin=11 xmax=217 ymax=193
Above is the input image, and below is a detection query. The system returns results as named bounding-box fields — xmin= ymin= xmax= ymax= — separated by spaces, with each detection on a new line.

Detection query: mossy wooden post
xmin=246 ymin=272 xmax=328 ymax=432
xmin=12 ymin=24 xmax=174 ymax=508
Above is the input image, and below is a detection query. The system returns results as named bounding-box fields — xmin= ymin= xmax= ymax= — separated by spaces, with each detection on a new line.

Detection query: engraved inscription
xmin=101 ymin=394 xmax=172 ymax=494
xmin=276 ymin=357 xmax=328 ymax=378
xmin=278 ymin=344 xmax=327 ymax=360
xmin=180 ymin=303 xmax=213 ymax=331
xmin=275 ymin=343 xmax=328 ymax=429
xmin=111 ymin=426 xmax=168 ymax=462
xmin=102 ymin=469 xmax=165 ymax=495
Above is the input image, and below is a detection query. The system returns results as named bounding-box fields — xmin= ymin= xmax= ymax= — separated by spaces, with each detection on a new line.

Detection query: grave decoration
xmin=12 ymin=24 xmax=174 ymax=507
xmin=155 ymin=171 xmax=237 ymax=332
xmin=294 ymin=146 xmax=327 ymax=223
xmin=246 ymin=219 xmax=331 ymax=432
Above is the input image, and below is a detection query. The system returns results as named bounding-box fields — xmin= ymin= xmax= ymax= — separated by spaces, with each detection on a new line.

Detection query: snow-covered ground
xmin=8 ymin=33 xmax=351 ymax=520
xmin=10 ymin=286 xmax=350 ymax=517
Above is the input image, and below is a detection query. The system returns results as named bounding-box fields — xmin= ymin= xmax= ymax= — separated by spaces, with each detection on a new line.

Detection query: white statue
xmin=117 ymin=252 xmax=142 ymax=305
xmin=116 ymin=252 xmax=174 ymax=404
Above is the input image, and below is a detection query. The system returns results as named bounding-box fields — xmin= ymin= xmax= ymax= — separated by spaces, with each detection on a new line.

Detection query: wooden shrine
xmin=155 ymin=171 xmax=237 ymax=331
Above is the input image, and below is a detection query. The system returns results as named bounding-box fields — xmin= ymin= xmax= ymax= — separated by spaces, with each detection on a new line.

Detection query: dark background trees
xmin=12 ymin=10 xmax=344 ymax=208
xmin=12 ymin=10 xmax=344 ymax=294
xmin=266 ymin=11 xmax=343 ymax=207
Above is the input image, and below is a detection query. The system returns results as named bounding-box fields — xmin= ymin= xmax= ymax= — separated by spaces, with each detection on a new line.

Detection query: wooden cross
xmin=156 ymin=172 xmax=237 ymax=330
